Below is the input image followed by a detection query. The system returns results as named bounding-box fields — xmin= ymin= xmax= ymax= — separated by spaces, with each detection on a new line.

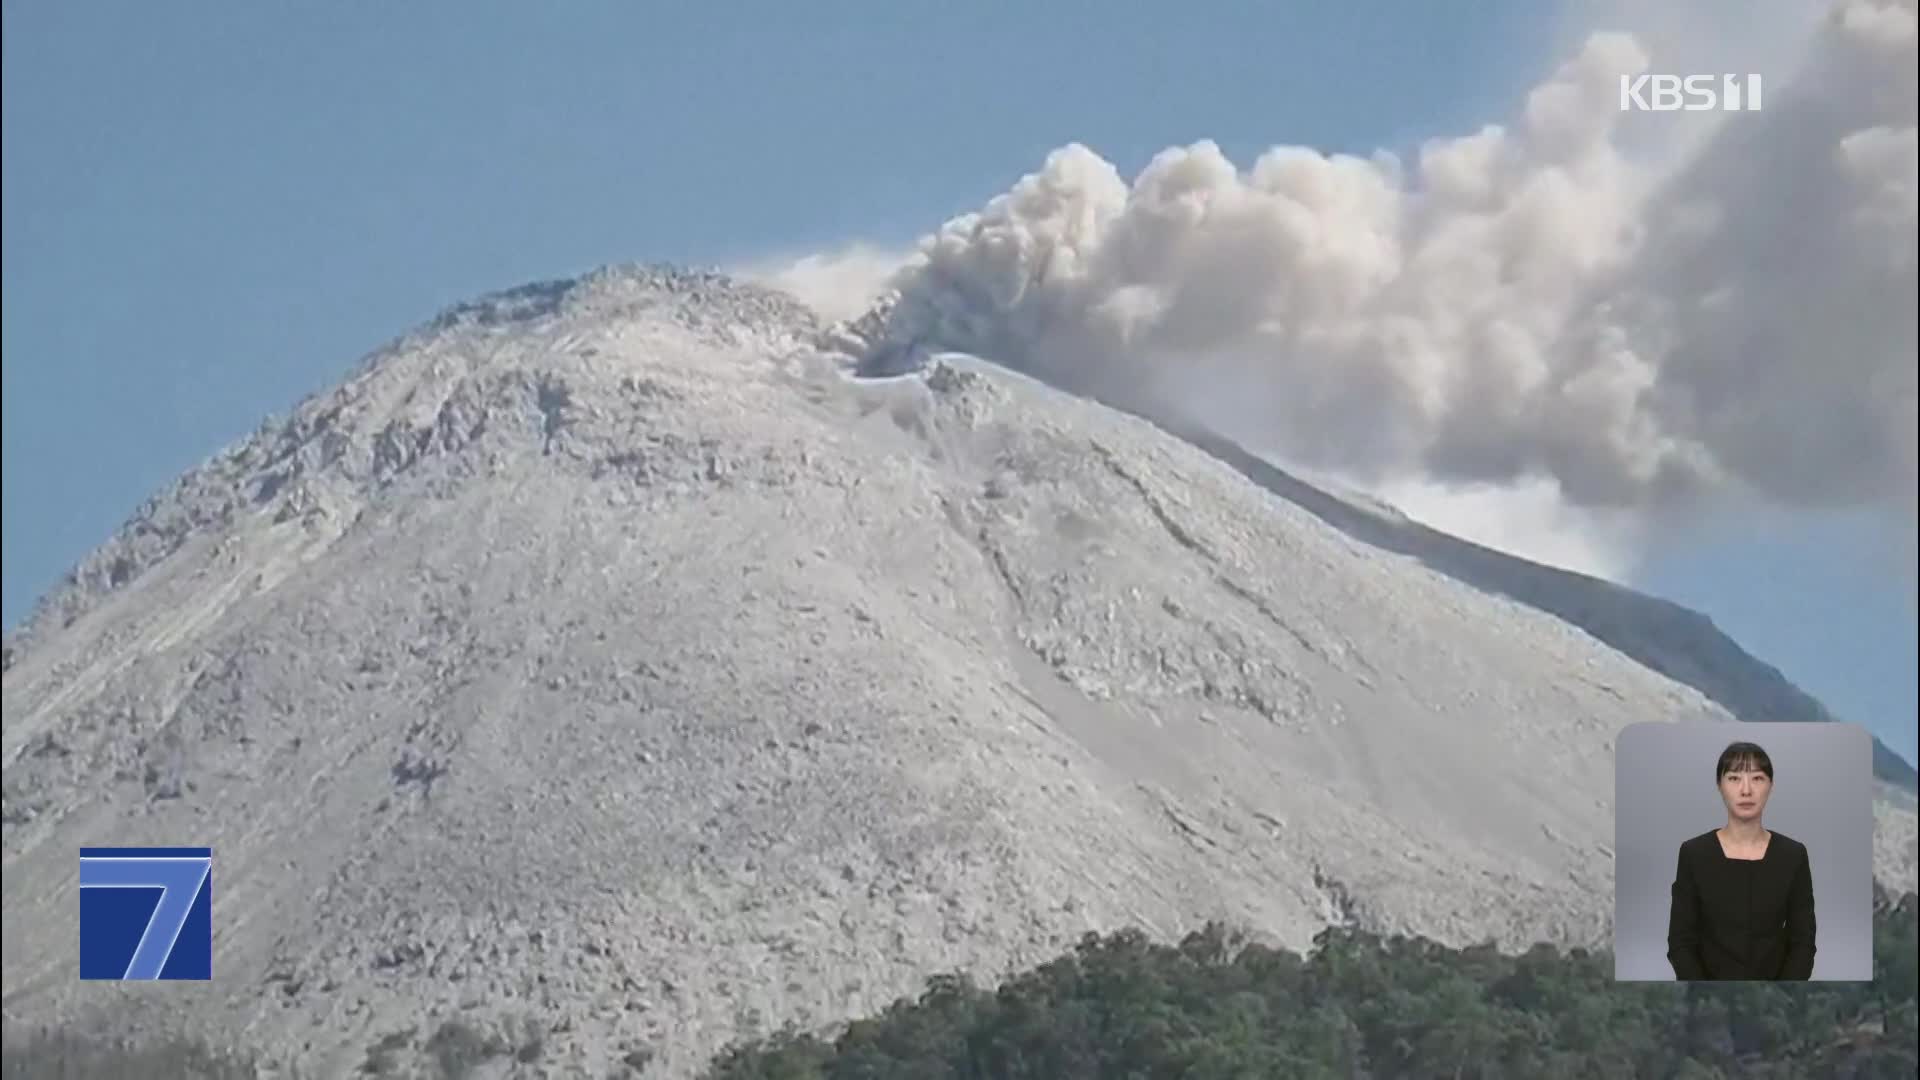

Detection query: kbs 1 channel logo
xmin=78 ymin=847 xmax=213 ymax=981
xmin=1619 ymin=73 xmax=1763 ymax=113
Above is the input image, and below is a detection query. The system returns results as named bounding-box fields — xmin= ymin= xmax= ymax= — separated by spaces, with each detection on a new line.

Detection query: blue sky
xmin=3 ymin=2 xmax=1913 ymax=764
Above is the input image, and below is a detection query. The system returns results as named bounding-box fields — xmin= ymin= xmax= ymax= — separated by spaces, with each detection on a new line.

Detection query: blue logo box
xmin=78 ymin=847 xmax=212 ymax=980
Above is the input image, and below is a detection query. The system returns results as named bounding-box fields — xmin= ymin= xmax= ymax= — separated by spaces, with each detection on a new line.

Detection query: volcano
xmin=4 ymin=266 xmax=1914 ymax=1076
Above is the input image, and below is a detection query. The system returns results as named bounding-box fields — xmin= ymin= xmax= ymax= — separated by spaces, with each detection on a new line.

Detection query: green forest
xmin=4 ymin=892 xmax=1915 ymax=1079
xmin=705 ymin=891 xmax=1919 ymax=1080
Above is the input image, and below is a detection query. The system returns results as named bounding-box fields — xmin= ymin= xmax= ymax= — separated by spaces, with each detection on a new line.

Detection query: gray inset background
xmin=1614 ymin=721 xmax=1873 ymax=981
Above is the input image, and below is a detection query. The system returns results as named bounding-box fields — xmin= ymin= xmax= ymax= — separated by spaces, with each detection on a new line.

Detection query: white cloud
xmin=1371 ymin=475 xmax=1646 ymax=580
xmin=733 ymin=243 xmax=915 ymax=324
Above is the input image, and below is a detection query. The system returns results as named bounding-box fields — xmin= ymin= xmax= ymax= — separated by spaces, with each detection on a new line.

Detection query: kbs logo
xmin=1620 ymin=74 xmax=1764 ymax=112
xmin=78 ymin=847 xmax=212 ymax=980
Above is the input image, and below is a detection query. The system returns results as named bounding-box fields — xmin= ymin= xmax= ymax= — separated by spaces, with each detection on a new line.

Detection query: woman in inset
xmin=1666 ymin=740 xmax=1817 ymax=980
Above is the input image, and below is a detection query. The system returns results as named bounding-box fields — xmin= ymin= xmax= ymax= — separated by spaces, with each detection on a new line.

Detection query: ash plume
xmin=828 ymin=0 xmax=1916 ymax=568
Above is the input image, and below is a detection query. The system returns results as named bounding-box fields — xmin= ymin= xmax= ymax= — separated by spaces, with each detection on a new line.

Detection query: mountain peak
xmin=3 ymin=263 xmax=824 ymax=659
xmin=419 ymin=263 xmax=821 ymax=341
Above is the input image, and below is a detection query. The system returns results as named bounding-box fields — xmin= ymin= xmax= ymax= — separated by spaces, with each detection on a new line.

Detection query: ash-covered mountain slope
xmin=842 ymin=299 xmax=1920 ymax=797
xmin=1160 ymin=427 xmax=1920 ymax=794
xmin=3 ymin=265 xmax=1914 ymax=1077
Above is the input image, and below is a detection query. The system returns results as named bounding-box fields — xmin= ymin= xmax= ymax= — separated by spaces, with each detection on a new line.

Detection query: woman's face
xmin=1719 ymin=767 xmax=1773 ymax=822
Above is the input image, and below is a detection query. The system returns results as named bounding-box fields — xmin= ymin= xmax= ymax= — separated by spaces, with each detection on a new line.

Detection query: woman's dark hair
xmin=1717 ymin=741 xmax=1774 ymax=782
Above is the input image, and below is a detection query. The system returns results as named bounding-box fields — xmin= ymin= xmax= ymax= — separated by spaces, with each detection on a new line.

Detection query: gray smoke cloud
xmin=842 ymin=0 xmax=1916 ymax=533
